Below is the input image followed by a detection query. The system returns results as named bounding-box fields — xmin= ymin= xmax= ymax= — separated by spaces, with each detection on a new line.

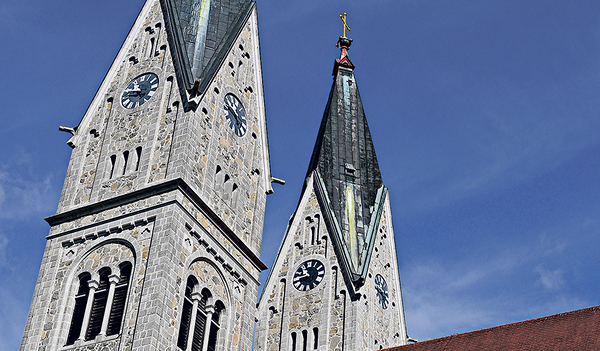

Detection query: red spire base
xmin=333 ymin=36 xmax=355 ymax=76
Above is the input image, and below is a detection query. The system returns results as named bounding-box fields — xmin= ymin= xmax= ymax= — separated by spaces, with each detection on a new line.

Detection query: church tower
xmin=20 ymin=1 xmax=272 ymax=350
xmin=254 ymin=30 xmax=408 ymax=351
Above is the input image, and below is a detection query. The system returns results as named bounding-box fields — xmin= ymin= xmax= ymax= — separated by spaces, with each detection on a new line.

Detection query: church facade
xmin=20 ymin=1 xmax=409 ymax=351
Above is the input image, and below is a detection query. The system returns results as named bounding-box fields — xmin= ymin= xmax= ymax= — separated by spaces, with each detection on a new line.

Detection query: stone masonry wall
xmin=22 ymin=184 xmax=261 ymax=351
xmin=23 ymin=2 xmax=269 ymax=351
xmin=170 ymin=8 xmax=268 ymax=256
xmin=56 ymin=1 xmax=267 ymax=261
xmin=255 ymin=179 xmax=343 ymax=351
xmin=255 ymin=179 xmax=408 ymax=351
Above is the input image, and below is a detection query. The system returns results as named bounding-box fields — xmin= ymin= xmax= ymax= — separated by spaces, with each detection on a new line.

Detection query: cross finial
xmin=339 ymin=12 xmax=351 ymax=38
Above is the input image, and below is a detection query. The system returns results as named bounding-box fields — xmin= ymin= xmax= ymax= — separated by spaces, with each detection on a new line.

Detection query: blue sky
xmin=2 ymin=0 xmax=600 ymax=349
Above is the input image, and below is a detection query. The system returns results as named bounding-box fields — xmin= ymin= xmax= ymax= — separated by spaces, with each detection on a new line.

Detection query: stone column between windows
xmin=78 ymin=280 xmax=99 ymax=341
xmin=186 ymin=292 xmax=203 ymax=351
xmin=201 ymin=305 xmax=216 ymax=351
xmin=99 ymin=274 xmax=121 ymax=336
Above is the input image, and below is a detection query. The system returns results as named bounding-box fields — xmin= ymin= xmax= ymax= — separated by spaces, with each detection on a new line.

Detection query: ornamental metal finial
xmin=339 ymin=12 xmax=351 ymax=38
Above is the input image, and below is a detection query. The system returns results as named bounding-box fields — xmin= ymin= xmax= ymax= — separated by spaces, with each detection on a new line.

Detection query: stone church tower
xmin=20 ymin=0 xmax=272 ymax=350
xmin=254 ymin=36 xmax=408 ymax=351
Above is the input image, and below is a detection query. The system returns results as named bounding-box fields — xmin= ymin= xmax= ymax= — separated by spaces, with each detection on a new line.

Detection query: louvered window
xmin=64 ymin=262 xmax=132 ymax=346
xmin=106 ymin=263 xmax=132 ymax=335
xmin=178 ymin=278 xmax=196 ymax=350
xmin=177 ymin=277 xmax=222 ymax=351
xmin=66 ymin=274 xmax=91 ymax=345
xmin=207 ymin=305 xmax=222 ymax=351
xmin=192 ymin=297 xmax=207 ymax=351
xmin=86 ymin=270 xmax=110 ymax=340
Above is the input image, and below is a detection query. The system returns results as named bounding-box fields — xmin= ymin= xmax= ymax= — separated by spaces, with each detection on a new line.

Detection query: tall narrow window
xmin=86 ymin=269 xmax=110 ymax=340
xmin=66 ymin=274 xmax=91 ymax=345
xmin=135 ymin=147 xmax=142 ymax=171
xmin=122 ymin=151 xmax=129 ymax=175
xmin=178 ymin=277 xmax=196 ymax=350
xmin=291 ymin=332 xmax=297 ymax=351
xmin=109 ymin=155 xmax=117 ymax=179
xmin=191 ymin=293 xmax=208 ymax=351
xmin=302 ymin=330 xmax=308 ymax=351
xmin=313 ymin=328 xmax=318 ymax=349
xmin=207 ymin=302 xmax=224 ymax=351
xmin=177 ymin=278 xmax=210 ymax=351
xmin=148 ymin=37 xmax=156 ymax=58
xmin=106 ymin=263 xmax=132 ymax=336
xmin=332 ymin=266 xmax=338 ymax=298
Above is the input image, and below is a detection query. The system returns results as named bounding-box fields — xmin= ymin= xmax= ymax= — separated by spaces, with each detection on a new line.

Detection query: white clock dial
xmin=223 ymin=93 xmax=247 ymax=137
xmin=293 ymin=260 xmax=325 ymax=291
xmin=374 ymin=274 xmax=389 ymax=309
xmin=122 ymin=73 xmax=159 ymax=109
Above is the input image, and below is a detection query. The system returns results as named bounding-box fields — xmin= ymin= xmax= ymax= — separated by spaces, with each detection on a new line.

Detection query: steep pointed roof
xmin=161 ymin=0 xmax=253 ymax=92
xmin=306 ymin=36 xmax=385 ymax=288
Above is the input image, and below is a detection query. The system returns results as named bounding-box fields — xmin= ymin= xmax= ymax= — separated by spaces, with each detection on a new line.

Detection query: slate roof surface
xmin=387 ymin=305 xmax=600 ymax=351
xmin=304 ymin=41 xmax=385 ymax=283
xmin=162 ymin=0 xmax=253 ymax=90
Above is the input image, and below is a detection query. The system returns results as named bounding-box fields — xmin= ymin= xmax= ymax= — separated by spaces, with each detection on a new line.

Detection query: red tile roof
xmin=386 ymin=305 xmax=600 ymax=351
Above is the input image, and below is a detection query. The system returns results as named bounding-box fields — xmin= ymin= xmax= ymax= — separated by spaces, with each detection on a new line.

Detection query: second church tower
xmin=254 ymin=33 xmax=408 ymax=351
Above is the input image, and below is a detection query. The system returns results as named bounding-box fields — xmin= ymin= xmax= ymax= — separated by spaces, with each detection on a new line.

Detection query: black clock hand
xmin=225 ymin=104 xmax=241 ymax=125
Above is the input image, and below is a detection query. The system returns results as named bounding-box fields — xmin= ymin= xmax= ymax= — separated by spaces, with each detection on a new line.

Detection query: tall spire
xmin=306 ymin=20 xmax=384 ymax=284
xmin=162 ymin=0 xmax=254 ymax=92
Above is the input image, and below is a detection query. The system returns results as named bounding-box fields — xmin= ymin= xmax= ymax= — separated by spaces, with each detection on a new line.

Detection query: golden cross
xmin=339 ymin=12 xmax=351 ymax=38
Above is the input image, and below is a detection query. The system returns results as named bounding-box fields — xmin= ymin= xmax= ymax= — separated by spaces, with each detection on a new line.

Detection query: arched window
xmin=64 ymin=262 xmax=132 ymax=346
xmin=207 ymin=301 xmax=224 ymax=351
xmin=177 ymin=277 xmax=225 ymax=351
xmin=109 ymin=155 xmax=117 ymax=179
xmin=302 ymin=330 xmax=308 ymax=351
xmin=134 ymin=147 xmax=142 ymax=171
xmin=291 ymin=332 xmax=297 ymax=351
xmin=179 ymin=277 xmax=198 ymax=350
xmin=66 ymin=273 xmax=91 ymax=345
xmin=86 ymin=269 xmax=110 ymax=340
xmin=122 ymin=151 xmax=129 ymax=175
xmin=106 ymin=262 xmax=132 ymax=335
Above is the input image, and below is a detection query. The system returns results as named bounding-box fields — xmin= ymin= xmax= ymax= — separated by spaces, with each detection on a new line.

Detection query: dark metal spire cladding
xmin=161 ymin=0 xmax=253 ymax=92
xmin=306 ymin=33 xmax=385 ymax=285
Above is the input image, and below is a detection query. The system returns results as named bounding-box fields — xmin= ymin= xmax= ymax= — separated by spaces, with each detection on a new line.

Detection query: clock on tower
xmin=20 ymin=1 xmax=272 ymax=351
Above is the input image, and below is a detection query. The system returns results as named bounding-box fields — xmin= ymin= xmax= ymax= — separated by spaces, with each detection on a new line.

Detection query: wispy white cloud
xmin=535 ymin=265 xmax=564 ymax=291
xmin=401 ymin=236 xmax=579 ymax=341
xmin=0 ymin=280 xmax=31 ymax=350
xmin=0 ymin=170 xmax=57 ymax=220
xmin=403 ymin=259 xmax=507 ymax=339
xmin=537 ymin=233 xmax=566 ymax=256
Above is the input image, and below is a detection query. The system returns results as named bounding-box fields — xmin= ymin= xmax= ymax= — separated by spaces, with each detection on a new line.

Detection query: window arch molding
xmin=176 ymin=257 xmax=232 ymax=351
xmin=183 ymin=257 xmax=233 ymax=306
xmin=58 ymin=239 xmax=137 ymax=347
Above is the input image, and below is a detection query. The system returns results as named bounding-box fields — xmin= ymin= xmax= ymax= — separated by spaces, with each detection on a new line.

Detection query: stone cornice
xmin=45 ymin=178 xmax=267 ymax=271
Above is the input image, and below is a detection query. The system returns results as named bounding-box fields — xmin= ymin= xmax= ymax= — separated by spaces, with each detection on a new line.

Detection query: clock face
xmin=293 ymin=260 xmax=325 ymax=291
xmin=122 ymin=73 xmax=159 ymax=109
xmin=223 ymin=93 xmax=247 ymax=137
xmin=374 ymin=274 xmax=389 ymax=309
